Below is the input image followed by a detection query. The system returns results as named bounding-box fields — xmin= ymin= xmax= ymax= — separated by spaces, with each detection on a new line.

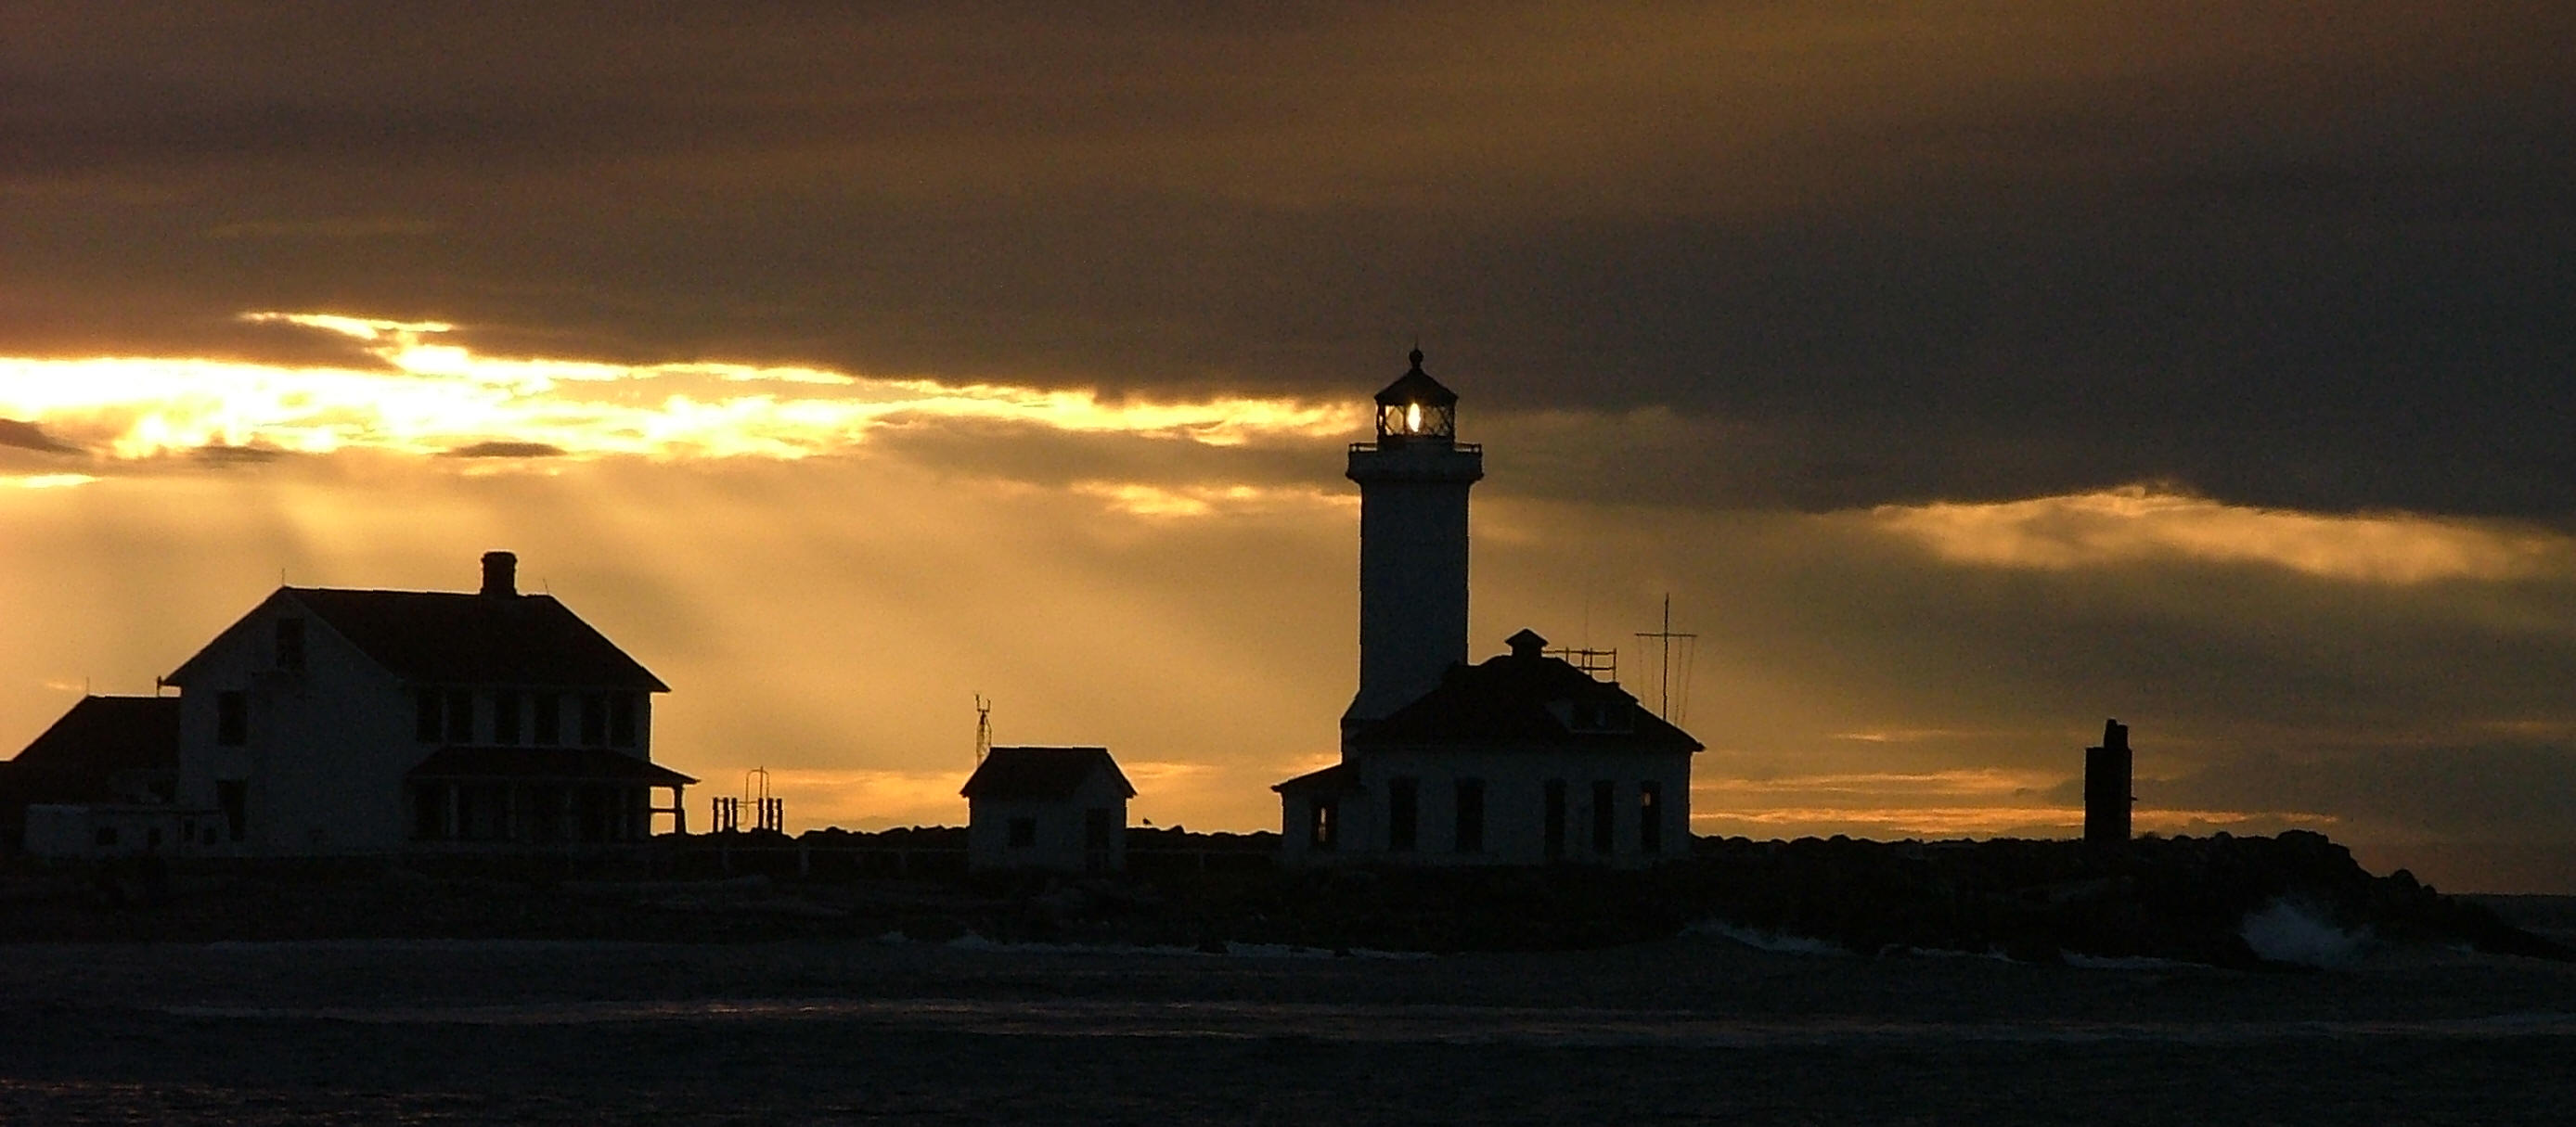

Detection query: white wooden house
xmin=960 ymin=746 xmax=1134 ymax=873
xmin=1278 ymin=629 xmax=1699 ymax=866
xmin=155 ymin=551 xmax=693 ymax=855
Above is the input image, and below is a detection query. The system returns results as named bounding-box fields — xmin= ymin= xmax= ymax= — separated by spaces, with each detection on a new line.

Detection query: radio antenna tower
xmin=973 ymin=694 xmax=992 ymax=765
xmin=1633 ymin=594 xmax=1698 ymax=724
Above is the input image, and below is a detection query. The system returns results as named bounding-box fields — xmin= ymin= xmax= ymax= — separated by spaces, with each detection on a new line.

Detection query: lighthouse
xmin=1344 ymin=349 xmax=1485 ymax=729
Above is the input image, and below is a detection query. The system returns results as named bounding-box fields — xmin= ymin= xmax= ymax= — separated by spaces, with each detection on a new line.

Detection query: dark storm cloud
xmin=2150 ymin=743 xmax=2576 ymax=847
xmin=5 ymin=3 xmax=2570 ymax=515
xmin=0 ymin=419 xmax=80 ymax=455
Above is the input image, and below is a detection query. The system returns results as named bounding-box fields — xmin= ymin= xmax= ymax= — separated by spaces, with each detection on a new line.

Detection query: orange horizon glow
xmin=0 ymin=312 xmax=1357 ymax=464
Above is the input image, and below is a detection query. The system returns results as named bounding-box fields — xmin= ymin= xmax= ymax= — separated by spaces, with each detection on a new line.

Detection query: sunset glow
xmin=0 ymin=313 xmax=1355 ymax=466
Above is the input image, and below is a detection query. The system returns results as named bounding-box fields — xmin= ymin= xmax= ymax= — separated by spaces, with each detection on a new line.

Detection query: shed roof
xmin=960 ymin=747 xmax=1136 ymax=801
xmin=8 ymin=696 xmax=178 ymax=775
xmin=1269 ymin=762 xmax=1355 ymax=794
xmin=1 ymin=696 xmax=179 ymax=813
xmin=166 ymin=587 xmax=668 ymax=691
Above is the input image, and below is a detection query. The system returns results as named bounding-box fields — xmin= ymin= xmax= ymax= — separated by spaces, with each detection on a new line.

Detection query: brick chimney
xmin=481 ymin=551 xmax=519 ymax=597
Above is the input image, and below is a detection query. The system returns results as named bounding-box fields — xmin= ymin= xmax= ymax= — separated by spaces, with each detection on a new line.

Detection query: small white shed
xmin=960 ymin=747 xmax=1135 ymax=873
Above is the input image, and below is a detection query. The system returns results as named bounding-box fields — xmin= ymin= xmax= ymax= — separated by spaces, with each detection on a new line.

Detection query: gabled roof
xmin=165 ymin=587 xmax=668 ymax=691
xmin=408 ymin=746 xmax=697 ymax=787
xmin=9 ymin=696 xmax=179 ymax=775
xmin=960 ymin=747 xmax=1136 ymax=801
xmin=1346 ymin=632 xmax=1703 ymax=753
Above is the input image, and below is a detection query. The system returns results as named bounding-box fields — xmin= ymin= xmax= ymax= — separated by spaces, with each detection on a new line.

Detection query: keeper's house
xmin=150 ymin=551 xmax=692 ymax=855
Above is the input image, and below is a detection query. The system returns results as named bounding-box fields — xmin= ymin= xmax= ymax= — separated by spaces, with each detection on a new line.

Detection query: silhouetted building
xmin=154 ymin=551 xmax=694 ymax=855
xmin=2 ymin=695 xmax=198 ymax=857
xmin=1280 ymin=352 xmax=1703 ymax=866
xmin=2084 ymin=719 xmax=2133 ymax=845
xmin=962 ymin=746 xmax=1134 ymax=873
xmin=1280 ymin=629 xmax=1700 ymax=865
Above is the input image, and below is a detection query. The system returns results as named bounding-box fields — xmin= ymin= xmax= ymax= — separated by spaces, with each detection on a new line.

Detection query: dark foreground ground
xmin=3 ymin=928 xmax=2575 ymax=1125
xmin=6 ymin=834 xmax=2572 ymax=1123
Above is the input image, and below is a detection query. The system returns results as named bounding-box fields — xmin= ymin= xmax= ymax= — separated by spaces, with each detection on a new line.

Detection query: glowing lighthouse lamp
xmin=1373 ymin=349 xmax=1460 ymax=445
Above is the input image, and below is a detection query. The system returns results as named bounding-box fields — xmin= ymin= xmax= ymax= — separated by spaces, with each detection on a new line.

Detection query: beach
xmin=6 ymin=920 xmax=2574 ymax=1125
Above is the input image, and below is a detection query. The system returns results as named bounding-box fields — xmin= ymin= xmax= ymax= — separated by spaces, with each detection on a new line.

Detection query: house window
xmin=609 ymin=694 xmax=638 ymax=749
xmin=413 ymin=786 xmax=447 ymax=840
xmin=533 ymin=693 xmax=561 ymax=746
xmin=492 ymin=693 xmax=522 ymax=746
xmin=216 ymin=780 xmax=247 ymax=842
xmin=579 ymin=695 xmax=608 ymax=747
xmin=1542 ymin=781 xmax=1566 ymax=861
xmin=1453 ymin=779 xmax=1485 ymax=853
xmin=1591 ymin=780 xmax=1616 ymax=855
xmin=1308 ymin=796 xmax=1339 ymax=852
xmin=1640 ymin=781 xmax=1664 ymax=854
xmin=416 ymin=688 xmax=443 ymax=742
xmin=216 ymin=691 xmax=248 ymax=746
xmin=1387 ymin=776 xmax=1419 ymax=852
xmin=273 ymin=618 xmax=305 ymax=672
xmin=445 ymin=690 xmax=474 ymax=745
xmin=1008 ymin=816 xmax=1037 ymax=848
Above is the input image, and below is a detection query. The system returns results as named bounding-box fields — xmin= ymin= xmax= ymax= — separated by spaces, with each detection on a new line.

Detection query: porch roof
xmin=409 ymin=746 xmax=696 ymax=788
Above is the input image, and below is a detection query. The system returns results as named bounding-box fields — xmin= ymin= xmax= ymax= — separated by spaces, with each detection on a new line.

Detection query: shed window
xmin=1640 ymin=781 xmax=1665 ymax=854
xmin=216 ymin=691 xmax=248 ymax=746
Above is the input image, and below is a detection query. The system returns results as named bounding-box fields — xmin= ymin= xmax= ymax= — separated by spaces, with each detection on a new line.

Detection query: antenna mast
xmin=1633 ymin=594 xmax=1698 ymax=724
xmin=973 ymin=694 xmax=992 ymax=764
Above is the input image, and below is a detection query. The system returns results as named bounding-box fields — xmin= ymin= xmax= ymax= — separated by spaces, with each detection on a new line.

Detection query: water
xmin=6 ymin=937 xmax=2574 ymax=1124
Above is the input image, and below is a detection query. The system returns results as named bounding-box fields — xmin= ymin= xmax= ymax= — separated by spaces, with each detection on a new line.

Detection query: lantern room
xmin=1372 ymin=349 xmax=1460 ymax=444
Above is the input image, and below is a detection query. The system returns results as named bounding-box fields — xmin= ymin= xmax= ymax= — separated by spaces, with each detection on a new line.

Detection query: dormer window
xmin=1551 ymin=698 xmax=1635 ymax=734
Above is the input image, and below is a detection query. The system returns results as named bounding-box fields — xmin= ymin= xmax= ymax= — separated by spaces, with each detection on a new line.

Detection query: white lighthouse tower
xmin=1344 ymin=349 xmax=1484 ymax=730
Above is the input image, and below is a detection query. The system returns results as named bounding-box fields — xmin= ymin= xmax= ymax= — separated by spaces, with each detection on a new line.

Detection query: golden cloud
xmin=0 ymin=312 xmax=1355 ymax=465
xmin=1865 ymin=485 xmax=2572 ymax=584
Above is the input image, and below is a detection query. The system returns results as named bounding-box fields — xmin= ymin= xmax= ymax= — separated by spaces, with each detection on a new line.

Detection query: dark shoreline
xmin=8 ymin=830 xmax=2564 ymax=968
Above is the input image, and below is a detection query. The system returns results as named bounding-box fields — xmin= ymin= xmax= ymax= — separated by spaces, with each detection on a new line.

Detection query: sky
xmin=5 ymin=3 xmax=2573 ymax=890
